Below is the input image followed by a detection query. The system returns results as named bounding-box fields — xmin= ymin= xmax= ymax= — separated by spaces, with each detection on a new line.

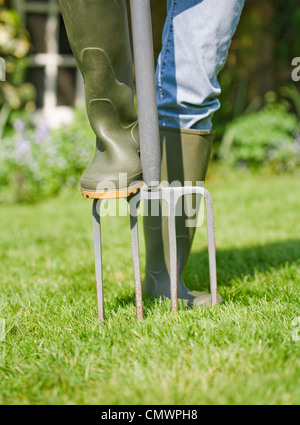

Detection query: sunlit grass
xmin=0 ymin=167 xmax=299 ymax=405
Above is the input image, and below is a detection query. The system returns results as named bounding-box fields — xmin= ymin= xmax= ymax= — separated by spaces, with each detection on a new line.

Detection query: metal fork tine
xmin=203 ymin=190 xmax=218 ymax=306
xmin=92 ymin=199 xmax=104 ymax=322
xmin=129 ymin=194 xmax=143 ymax=320
xmin=168 ymin=192 xmax=178 ymax=312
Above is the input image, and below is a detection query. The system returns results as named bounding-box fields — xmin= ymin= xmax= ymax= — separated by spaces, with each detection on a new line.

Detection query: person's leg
xmin=143 ymin=0 xmax=244 ymax=305
xmin=59 ymin=0 xmax=142 ymax=197
xmin=156 ymin=0 xmax=245 ymax=130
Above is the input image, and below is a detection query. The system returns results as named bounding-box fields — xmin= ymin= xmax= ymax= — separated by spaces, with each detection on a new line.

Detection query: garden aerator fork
xmin=91 ymin=0 xmax=218 ymax=322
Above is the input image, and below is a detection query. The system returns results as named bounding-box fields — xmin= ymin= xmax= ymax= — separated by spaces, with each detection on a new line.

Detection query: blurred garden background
xmin=0 ymin=0 xmax=299 ymax=202
xmin=0 ymin=0 xmax=300 ymax=406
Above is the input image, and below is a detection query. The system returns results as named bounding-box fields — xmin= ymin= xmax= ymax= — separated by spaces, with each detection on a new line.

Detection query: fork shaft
xmin=130 ymin=0 xmax=161 ymax=187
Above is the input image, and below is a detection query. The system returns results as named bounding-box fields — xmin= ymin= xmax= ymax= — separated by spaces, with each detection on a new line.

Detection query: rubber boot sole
xmin=81 ymin=180 xmax=143 ymax=199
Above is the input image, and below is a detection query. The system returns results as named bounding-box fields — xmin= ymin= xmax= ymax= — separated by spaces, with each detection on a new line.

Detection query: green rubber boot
xmin=143 ymin=127 xmax=223 ymax=307
xmin=59 ymin=0 xmax=142 ymax=197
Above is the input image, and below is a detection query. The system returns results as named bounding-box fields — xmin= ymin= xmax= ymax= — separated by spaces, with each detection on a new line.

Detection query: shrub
xmin=219 ymin=101 xmax=300 ymax=172
xmin=0 ymin=109 xmax=94 ymax=202
xmin=0 ymin=3 xmax=35 ymax=137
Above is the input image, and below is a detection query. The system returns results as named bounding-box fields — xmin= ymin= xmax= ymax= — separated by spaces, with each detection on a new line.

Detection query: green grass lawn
xmin=0 ymin=167 xmax=299 ymax=405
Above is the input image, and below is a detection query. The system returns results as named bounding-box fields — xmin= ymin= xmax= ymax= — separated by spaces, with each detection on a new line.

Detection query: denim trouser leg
xmin=156 ymin=0 xmax=245 ymax=130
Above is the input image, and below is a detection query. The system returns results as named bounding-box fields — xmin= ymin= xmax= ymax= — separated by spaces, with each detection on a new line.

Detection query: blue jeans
xmin=156 ymin=0 xmax=245 ymax=130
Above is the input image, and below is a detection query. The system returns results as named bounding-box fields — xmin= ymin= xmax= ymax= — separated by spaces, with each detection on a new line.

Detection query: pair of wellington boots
xmin=59 ymin=0 xmax=222 ymax=307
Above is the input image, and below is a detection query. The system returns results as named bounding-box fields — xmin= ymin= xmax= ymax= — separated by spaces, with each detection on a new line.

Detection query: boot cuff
xmin=159 ymin=126 xmax=215 ymax=136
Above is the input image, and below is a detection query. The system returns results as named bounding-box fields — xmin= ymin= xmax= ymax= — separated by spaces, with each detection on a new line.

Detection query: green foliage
xmin=213 ymin=0 xmax=300 ymax=147
xmin=271 ymin=0 xmax=300 ymax=62
xmin=219 ymin=98 xmax=300 ymax=172
xmin=0 ymin=4 xmax=35 ymax=135
xmin=0 ymin=109 xmax=94 ymax=202
xmin=1 ymin=101 xmax=299 ymax=204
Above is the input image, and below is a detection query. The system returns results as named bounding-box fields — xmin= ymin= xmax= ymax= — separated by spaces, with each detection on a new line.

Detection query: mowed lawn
xmin=0 ymin=168 xmax=299 ymax=405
